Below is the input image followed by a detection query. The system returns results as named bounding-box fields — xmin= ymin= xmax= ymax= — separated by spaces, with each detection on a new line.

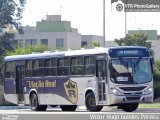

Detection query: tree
xmin=153 ymin=61 xmax=160 ymax=101
xmin=114 ymin=33 xmax=152 ymax=49
xmin=0 ymin=0 xmax=26 ymax=55
xmin=6 ymin=45 xmax=51 ymax=56
xmin=0 ymin=33 xmax=15 ymax=54
xmin=0 ymin=0 xmax=26 ymax=33
xmin=92 ymin=41 xmax=100 ymax=47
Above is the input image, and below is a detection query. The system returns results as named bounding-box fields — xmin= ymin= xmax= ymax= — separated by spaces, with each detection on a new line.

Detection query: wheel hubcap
xmin=89 ymin=98 xmax=96 ymax=107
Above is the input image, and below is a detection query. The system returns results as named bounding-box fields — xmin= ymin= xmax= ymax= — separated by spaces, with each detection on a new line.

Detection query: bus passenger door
xmin=16 ymin=66 xmax=25 ymax=104
xmin=96 ymin=60 xmax=107 ymax=104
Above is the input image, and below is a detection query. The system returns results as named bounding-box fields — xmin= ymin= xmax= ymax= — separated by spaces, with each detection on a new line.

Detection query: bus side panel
xmin=4 ymin=79 xmax=18 ymax=104
xmin=24 ymin=77 xmax=70 ymax=105
xmin=70 ymin=77 xmax=95 ymax=106
xmin=23 ymin=78 xmax=45 ymax=94
xmin=23 ymin=76 xmax=94 ymax=106
xmin=4 ymin=79 xmax=16 ymax=94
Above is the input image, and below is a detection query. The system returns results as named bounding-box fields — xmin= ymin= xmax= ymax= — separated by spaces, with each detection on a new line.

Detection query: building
xmin=14 ymin=16 xmax=160 ymax=60
xmin=15 ymin=15 xmax=81 ymax=51
xmin=148 ymin=40 xmax=160 ymax=60
xmin=81 ymin=35 xmax=104 ymax=48
xmin=128 ymin=30 xmax=158 ymax=40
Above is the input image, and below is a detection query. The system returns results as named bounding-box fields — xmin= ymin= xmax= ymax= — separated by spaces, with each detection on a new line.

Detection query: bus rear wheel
xmin=60 ymin=105 xmax=77 ymax=111
xmin=118 ymin=103 xmax=139 ymax=112
xmin=30 ymin=93 xmax=47 ymax=111
xmin=85 ymin=92 xmax=103 ymax=112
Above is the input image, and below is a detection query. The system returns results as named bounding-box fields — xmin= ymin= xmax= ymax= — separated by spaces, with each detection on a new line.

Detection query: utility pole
xmin=103 ymin=0 xmax=106 ymax=47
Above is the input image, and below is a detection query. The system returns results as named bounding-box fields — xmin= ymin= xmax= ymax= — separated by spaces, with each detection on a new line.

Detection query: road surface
xmin=0 ymin=107 xmax=160 ymax=120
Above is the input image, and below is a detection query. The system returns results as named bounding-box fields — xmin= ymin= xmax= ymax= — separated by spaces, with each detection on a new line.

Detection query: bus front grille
xmin=119 ymin=86 xmax=146 ymax=91
xmin=126 ymin=96 xmax=141 ymax=101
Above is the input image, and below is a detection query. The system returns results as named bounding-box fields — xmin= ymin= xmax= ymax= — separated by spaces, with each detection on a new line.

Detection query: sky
xmin=20 ymin=0 xmax=160 ymax=40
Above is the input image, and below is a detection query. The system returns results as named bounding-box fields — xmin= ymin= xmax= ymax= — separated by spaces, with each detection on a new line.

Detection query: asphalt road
xmin=0 ymin=106 xmax=160 ymax=113
xmin=0 ymin=107 xmax=160 ymax=120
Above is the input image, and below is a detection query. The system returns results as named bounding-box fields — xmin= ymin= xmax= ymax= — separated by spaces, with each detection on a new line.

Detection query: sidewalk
xmin=0 ymin=106 xmax=30 ymax=110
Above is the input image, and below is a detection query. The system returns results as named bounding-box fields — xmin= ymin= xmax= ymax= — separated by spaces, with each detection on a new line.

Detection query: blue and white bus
xmin=3 ymin=46 xmax=153 ymax=112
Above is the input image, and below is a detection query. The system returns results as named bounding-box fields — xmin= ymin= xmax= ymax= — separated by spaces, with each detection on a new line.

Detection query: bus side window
xmin=32 ymin=60 xmax=39 ymax=77
xmin=84 ymin=56 xmax=95 ymax=75
xmin=5 ymin=62 xmax=15 ymax=79
xmin=71 ymin=57 xmax=83 ymax=76
xmin=25 ymin=61 xmax=32 ymax=77
xmin=38 ymin=60 xmax=44 ymax=77
xmin=57 ymin=58 xmax=69 ymax=76
xmin=44 ymin=59 xmax=57 ymax=77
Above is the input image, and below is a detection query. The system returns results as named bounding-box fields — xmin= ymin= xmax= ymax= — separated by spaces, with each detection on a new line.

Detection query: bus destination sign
xmin=109 ymin=48 xmax=150 ymax=58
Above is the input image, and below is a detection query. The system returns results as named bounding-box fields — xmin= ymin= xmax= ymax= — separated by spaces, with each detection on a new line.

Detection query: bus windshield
xmin=110 ymin=58 xmax=152 ymax=84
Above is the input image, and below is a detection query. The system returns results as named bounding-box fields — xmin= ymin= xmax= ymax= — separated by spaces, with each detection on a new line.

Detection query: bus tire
xmin=119 ymin=103 xmax=139 ymax=112
xmin=85 ymin=92 xmax=103 ymax=112
xmin=60 ymin=105 xmax=77 ymax=111
xmin=30 ymin=93 xmax=47 ymax=111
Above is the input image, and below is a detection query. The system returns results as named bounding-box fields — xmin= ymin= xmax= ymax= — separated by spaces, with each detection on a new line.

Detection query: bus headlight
xmin=110 ymin=88 xmax=123 ymax=96
xmin=143 ymin=87 xmax=153 ymax=95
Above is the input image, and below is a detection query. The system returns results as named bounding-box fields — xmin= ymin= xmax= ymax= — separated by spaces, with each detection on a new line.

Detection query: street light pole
xmin=103 ymin=0 xmax=106 ymax=47
xmin=125 ymin=0 xmax=127 ymax=36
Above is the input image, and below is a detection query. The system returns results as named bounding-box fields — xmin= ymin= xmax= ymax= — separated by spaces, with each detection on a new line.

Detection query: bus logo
xmin=64 ymin=80 xmax=78 ymax=104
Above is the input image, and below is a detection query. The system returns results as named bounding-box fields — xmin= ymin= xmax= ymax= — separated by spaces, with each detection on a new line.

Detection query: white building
xmin=15 ymin=15 xmax=81 ymax=51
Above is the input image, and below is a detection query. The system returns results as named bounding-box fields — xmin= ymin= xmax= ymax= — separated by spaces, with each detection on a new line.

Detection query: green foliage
xmin=153 ymin=60 xmax=160 ymax=100
xmin=56 ymin=47 xmax=65 ymax=51
xmin=0 ymin=0 xmax=26 ymax=33
xmin=0 ymin=56 xmax=3 ymax=79
xmin=0 ymin=0 xmax=26 ymax=55
xmin=0 ymin=33 xmax=15 ymax=55
xmin=6 ymin=45 xmax=50 ymax=56
xmin=114 ymin=33 xmax=152 ymax=49
xmin=92 ymin=41 xmax=100 ymax=47
xmin=81 ymin=45 xmax=87 ymax=49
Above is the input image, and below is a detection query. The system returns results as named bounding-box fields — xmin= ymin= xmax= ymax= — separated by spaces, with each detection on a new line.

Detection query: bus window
xmin=25 ymin=61 xmax=32 ymax=77
xmin=45 ymin=59 xmax=57 ymax=77
xmin=32 ymin=60 xmax=38 ymax=77
xmin=38 ymin=60 xmax=44 ymax=77
xmin=84 ymin=56 xmax=95 ymax=75
xmin=5 ymin=62 xmax=15 ymax=79
xmin=57 ymin=58 xmax=69 ymax=76
xmin=71 ymin=57 xmax=83 ymax=76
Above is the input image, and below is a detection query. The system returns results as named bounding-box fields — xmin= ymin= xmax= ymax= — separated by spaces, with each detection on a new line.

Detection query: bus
xmin=3 ymin=46 xmax=153 ymax=112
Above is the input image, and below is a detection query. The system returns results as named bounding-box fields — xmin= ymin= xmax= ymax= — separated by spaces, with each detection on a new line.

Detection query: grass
xmin=139 ymin=103 xmax=160 ymax=108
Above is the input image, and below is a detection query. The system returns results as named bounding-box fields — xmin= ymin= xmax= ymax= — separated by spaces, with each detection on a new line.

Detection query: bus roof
xmin=4 ymin=46 xmax=148 ymax=61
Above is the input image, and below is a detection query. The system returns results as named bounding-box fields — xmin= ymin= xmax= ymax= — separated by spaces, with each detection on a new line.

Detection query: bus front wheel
xmin=60 ymin=105 xmax=77 ymax=111
xmin=85 ymin=92 xmax=103 ymax=112
xmin=30 ymin=93 xmax=47 ymax=111
xmin=118 ymin=103 xmax=139 ymax=112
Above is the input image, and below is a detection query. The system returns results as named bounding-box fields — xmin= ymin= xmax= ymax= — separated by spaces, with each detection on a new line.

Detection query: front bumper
xmin=109 ymin=93 xmax=153 ymax=105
